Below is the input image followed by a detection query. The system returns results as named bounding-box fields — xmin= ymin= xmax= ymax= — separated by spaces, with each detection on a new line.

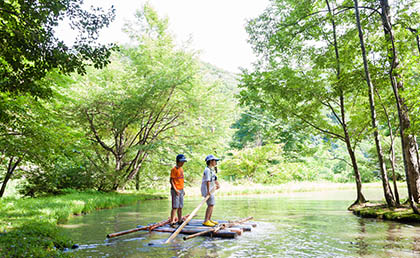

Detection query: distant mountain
xmin=199 ymin=61 xmax=239 ymax=95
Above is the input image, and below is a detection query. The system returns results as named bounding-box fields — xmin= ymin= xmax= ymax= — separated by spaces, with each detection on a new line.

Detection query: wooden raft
xmin=136 ymin=217 xmax=256 ymax=240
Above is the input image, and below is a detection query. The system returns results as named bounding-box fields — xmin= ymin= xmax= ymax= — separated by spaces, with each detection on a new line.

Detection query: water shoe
xmin=202 ymin=220 xmax=215 ymax=227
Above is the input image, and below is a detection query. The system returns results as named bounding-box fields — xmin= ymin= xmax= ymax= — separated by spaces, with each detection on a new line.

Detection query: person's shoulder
xmin=171 ymin=166 xmax=177 ymax=172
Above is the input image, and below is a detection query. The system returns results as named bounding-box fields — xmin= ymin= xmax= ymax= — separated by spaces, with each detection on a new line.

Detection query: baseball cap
xmin=176 ymin=154 xmax=187 ymax=162
xmin=205 ymin=155 xmax=220 ymax=162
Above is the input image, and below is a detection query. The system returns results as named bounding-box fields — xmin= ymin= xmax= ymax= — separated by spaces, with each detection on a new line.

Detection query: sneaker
xmin=202 ymin=220 xmax=215 ymax=227
xmin=210 ymin=220 xmax=219 ymax=225
xmin=177 ymin=220 xmax=184 ymax=225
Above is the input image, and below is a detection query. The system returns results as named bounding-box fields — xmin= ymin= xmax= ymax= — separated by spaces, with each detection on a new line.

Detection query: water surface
xmin=62 ymin=188 xmax=420 ymax=257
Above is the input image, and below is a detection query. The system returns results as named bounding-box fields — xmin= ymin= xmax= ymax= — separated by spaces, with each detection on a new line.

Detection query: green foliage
xmin=237 ymin=0 xmax=420 ymax=189
xmin=130 ymin=60 xmax=239 ymax=188
xmin=61 ymin=4 xmax=204 ymax=190
xmin=0 ymin=191 xmax=164 ymax=257
xmin=221 ymin=144 xmax=284 ymax=183
xmin=220 ymin=137 xmax=386 ymax=185
xmin=0 ymin=221 xmax=72 ymax=258
xmin=0 ymin=0 xmax=115 ymax=99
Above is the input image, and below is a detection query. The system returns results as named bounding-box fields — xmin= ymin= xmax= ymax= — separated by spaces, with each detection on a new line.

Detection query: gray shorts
xmin=171 ymin=189 xmax=184 ymax=209
xmin=206 ymin=194 xmax=215 ymax=206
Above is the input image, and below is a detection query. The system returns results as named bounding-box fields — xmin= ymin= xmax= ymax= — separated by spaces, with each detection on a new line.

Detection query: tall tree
xmin=375 ymin=89 xmax=400 ymax=205
xmin=353 ymin=0 xmax=395 ymax=207
xmin=379 ymin=0 xmax=420 ymax=211
xmin=242 ymin=0 xmax=370 ymax=205
xmin=69 ymin=5 xmax=204 ymax=190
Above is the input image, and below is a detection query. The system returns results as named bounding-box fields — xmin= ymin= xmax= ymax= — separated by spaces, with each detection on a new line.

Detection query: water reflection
xmin=413 ymin=228 xmax=420 ymax=253
xmin=353 ymin=218 xmax=369 ymax=256
xmin=61 ymin=192 xmax=420 ymax=257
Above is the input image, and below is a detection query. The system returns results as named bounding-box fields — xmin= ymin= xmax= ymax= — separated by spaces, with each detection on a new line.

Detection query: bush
xmin=0 ymin=221 xmax=73 ymax=258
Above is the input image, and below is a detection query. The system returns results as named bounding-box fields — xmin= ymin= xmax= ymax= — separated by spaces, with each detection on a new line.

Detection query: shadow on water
xmin=61 ymin=190 xmax=420 ymax=257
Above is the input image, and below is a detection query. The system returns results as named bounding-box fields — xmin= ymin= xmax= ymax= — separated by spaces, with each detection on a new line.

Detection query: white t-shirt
xmin=201 ymin=167 xmax=217 ymax=197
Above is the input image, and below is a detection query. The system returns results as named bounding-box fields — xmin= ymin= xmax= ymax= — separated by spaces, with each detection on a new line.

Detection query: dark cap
xmin=176 ymin=154 xmax=187 ymax=162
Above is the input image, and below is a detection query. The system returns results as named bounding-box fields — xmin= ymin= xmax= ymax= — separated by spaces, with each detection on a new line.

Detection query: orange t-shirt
xmin=170 ymin=166 xmax=184 ymax=190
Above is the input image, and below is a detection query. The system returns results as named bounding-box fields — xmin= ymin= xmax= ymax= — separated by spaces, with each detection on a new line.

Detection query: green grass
xmin=350 ymin=202 xmax=420 ymax=222
xmin=0 ymin=190 xmax=166 ymax=257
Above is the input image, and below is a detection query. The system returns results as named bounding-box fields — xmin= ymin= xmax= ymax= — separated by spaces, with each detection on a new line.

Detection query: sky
xmin=57 ymin=0 xmax=270 ymax=73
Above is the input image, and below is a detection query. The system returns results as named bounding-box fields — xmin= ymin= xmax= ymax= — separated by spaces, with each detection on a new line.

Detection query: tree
xmin=67 ymin=5 xmax=205 ymax=190
xmin=0 ymin=92 xmax=77 ymax=197
xmin=242 ymin=0 xmax=372 ymax=205
xmin=0 ymin=0 xmax=115 ymax=99
xmin=353 ymin=0 xmax=395 ymax=207
xmin=378 ymin=0 xmax=420 ymax=212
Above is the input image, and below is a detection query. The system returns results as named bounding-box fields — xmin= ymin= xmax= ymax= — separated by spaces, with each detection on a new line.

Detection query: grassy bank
xmin=0 ymin=190 xmax=165 ymax=257
xmin=184 ymin=181 xmax=396 ymax=196
xmin=350 ymin=202 xmax=420 ymax=223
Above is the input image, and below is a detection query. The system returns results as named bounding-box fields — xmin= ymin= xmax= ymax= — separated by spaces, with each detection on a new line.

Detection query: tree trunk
xmin=0 ymin=157 xmax=22 ymax=198
xmin=136 ymin=169 xmax=140 ymax=191
xmin=375 ymin=88 xmax=400 ymax=205
xmin=354 ymin=0 xmax=395 ymax=207
xmin=326 ymin=0 xmax=366 ymax=206
xmin=380 ymin=0 xmax=420 ymax=210
xmin=345 ymin=134 xmax=367 ymax=206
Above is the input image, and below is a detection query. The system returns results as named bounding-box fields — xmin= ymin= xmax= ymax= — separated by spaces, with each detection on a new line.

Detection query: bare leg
xmin=209 ymin=205 xmax=214 ymax=220
xmin=205 ymin=205 xmax=214 ymax=221
xmin=170 ymin=208 xmax=177 ymax=223
xmin=177 ymin=208 xmax=182 ymax=222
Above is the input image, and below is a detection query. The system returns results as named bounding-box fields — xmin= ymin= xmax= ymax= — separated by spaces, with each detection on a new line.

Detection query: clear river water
xmin=61 ymin=188 xmax=420 ymax=257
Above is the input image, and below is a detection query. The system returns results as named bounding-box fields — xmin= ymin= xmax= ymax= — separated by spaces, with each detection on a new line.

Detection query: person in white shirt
xmin=201 ymin=155 xmax=220 ymax=227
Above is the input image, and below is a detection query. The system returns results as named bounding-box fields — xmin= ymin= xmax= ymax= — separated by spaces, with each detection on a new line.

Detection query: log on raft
xmin=137 ymin=225 xmax=238 ymax=239
xmin=188 ymin=219 xmax=256 ymax=228
xmin=107 ymin=214 xmax=191 ymax=238
xmin=183 ymin=216 xmax=253 ymax=241
xmin=186 ymin=221 xmax=252 ymax=232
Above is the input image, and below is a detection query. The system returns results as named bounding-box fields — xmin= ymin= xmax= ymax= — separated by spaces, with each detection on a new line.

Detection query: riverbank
xmin=184 ymin=181 xmax=401 ymax=196
xmin=350 ymin=202 xmax=420 ymax=223
xmin=0 ymin=190 xmax=165 ymax=258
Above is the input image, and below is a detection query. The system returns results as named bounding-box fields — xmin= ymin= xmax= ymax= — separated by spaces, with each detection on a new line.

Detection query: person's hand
xmin=216 ymin=184 xmax=220 ymax=190
xmin=176 ymin=190 xmax=180 ymax=196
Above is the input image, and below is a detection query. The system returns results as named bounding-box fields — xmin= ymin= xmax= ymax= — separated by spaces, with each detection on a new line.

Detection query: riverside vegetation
xmin=0 ymin=190 xmax=165 ymax=257
xmin=2 ymin=0 xmax=420 ymax=257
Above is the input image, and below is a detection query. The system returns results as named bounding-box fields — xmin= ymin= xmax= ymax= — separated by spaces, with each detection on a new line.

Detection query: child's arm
xmin=206 ymin=181 xmax=211 ymax=196
xmin=170 ymin=178 xmax=179 ymax=195
xmin=215 ymin=180 xmax=220 ymax=189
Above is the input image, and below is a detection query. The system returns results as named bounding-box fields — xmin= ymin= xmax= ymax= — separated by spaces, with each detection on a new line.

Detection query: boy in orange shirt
xmin=170 ymin=154 xmax=187 ymax=227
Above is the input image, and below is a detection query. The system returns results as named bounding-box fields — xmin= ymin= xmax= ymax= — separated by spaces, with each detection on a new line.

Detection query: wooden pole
xmin=183 ymin=216 xmax=253 ymax=241
xmin=107 ymin=214 xmax=190 ymax=238
xmin=107 ymin=219 xmax=168 ymax=238
xmin=164 ymin=187 xmax=216 ymax=244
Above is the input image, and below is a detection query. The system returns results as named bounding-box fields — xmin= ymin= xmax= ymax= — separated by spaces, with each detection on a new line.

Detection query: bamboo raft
xmin=106 ymin=190 xmax=256 ymax=242
xmin=136 ymin=217 xmax=256 ymax=240
xmin=107 ymin=216 xmax=256 ymax=240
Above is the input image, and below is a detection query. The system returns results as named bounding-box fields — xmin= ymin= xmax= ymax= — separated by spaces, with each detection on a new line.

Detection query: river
xmin=61 ymin=188 xmax=420 ymax=257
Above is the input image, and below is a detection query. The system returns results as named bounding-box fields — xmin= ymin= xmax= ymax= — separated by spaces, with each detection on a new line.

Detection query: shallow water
xmin=61 ymin=188 xmax=420 ymax=257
